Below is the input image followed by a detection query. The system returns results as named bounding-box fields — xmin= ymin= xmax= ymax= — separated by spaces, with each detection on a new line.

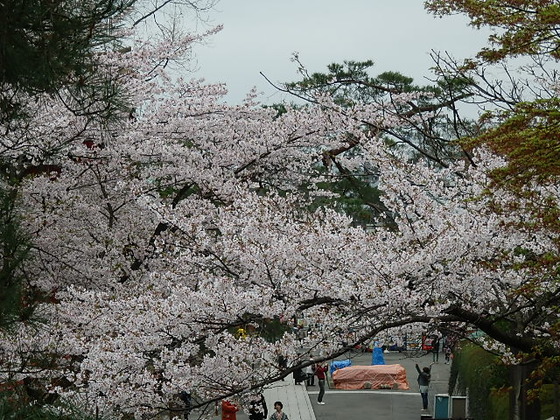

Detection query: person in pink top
xmin=315 ymin=363 xmax=328 ymax=404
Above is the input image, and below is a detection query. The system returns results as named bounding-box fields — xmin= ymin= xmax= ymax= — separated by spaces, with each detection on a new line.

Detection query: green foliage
xmin=487 ymin=383 xmax=560 ymax=420
xmin=286 ymin=59 xmax=442 ymax=107
xmin=0 ymin=0 xmax=134 ymax=122
xmin=314 ymin=174 xmax=387 ymax=227
xmin=0 ymin=389 xmax=106 ymax=420
xmin=488 ymin=387 xmax=510 ymax=420
xmin=450 ymin=342 xmax=509 ymax=420
xmin=229 ymin=315 xmax=291 ymax=343
xmin=256 ymin=317 xmax=292 ymax=343
xmin=539 ymin=383 xmax=560 ymax=419
xmin=468 ymin=98 xmax=560 ymax=186
xmin=0 ymin=186 xmax=32 ymax=331
xmin=425 ymin=0 xmax=560 ymax=62
xmin=262 ymin=103 xmax=290 ymax=118
xmin=451 ymin=344 xmax=560 ymax=419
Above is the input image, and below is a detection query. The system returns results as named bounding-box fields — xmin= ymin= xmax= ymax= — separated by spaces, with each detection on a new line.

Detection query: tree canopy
xmin=425 ymin=0 xmax=560 ymax=62
xmin=0 ymin=1 xmax=559 ymax=419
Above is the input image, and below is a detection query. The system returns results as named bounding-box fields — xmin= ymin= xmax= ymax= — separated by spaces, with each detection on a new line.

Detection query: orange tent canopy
xmin=332 ymin=364 xmax=410 ymax=390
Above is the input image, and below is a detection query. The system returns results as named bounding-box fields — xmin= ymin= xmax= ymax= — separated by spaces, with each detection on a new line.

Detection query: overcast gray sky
xmin=191 ymin=0 xmax=490 ymax=104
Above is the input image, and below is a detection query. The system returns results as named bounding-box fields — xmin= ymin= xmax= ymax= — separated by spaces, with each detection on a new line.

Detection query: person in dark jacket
xmin=178 ymin=391 xmax=191 ymax=420
xmin=248 ymin=393 xmax=268 ymax=420
xmin=277 ymin=354 xmax=287 ymax=381
xmin=432 ymin=337 xmax=440 ymax=362
xmin=415 ymin=363 xmax=431 ymax=411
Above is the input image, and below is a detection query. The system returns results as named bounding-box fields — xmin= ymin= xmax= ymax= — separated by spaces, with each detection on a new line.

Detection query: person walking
xmin=305 ymin=358 xmax=315 ymax=386
xmin=277 ymin=354 xmax=287 ymax=380
xmin=293 ymin=364 xmax=306 ymax=384
xmin=432 ymin=337 xmax=440 ymax=362
xmin=249 ymin=393 xmax=268 ymax=420
xmin=444 ymin=346 xmax=452 ymax=364
xmin=315 ymin=363 xmax=328 ymax=405
xmin=415 ymin=363 xmax=432 ymax=411
xmin=268 ymin=401 xmax=288 ymax=420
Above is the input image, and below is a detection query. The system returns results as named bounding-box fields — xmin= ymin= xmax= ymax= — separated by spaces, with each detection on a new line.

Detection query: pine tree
xmin=0 ymin=0 xmax=134 ymax=123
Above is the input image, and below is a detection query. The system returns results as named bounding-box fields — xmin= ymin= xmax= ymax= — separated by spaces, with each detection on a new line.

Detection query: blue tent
xmin=330 ymin=359 xmax=352 ymax=375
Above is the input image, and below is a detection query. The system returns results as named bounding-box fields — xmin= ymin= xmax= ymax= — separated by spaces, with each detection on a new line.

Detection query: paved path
xmin=263 ymin=377 xmax=316 ymax=420
xmin=306 ymin=350 xmax=452 ymax=419
xmin=230 ymin=376 xmax=315 ymax=420
xmin=231 ymin=350 xmax=451 ymax=420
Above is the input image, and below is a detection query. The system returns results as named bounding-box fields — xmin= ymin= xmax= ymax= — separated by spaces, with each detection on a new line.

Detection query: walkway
xmin=230 ymin=351 xmax=452 ymax=420
xmin=232 ymin=376 xmax=315 ymax=420
xmin=263 ymin=377 xmax=316 ymax=420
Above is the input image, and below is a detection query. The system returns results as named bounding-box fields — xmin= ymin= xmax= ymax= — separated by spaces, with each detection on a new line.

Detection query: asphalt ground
xmin=307 ymin=350 xmax=452 ymax=419
xmin=229 ymin=349 xmax=452 ymax=420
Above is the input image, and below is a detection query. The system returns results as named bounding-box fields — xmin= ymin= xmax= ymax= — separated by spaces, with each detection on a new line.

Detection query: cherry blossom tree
xmin=1 ymin=2 xmax=559 ymax=420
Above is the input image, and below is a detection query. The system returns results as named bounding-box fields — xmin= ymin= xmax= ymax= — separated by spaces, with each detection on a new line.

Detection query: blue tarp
xmin=372 ymin=347 xmax=386 ymax=365
xmin=330 ymin=359 xmax=352 ymax=375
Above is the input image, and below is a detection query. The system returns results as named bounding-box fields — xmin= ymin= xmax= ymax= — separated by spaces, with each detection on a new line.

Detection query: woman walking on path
xmin=315 ymin=363 xmax=328 ymax=405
